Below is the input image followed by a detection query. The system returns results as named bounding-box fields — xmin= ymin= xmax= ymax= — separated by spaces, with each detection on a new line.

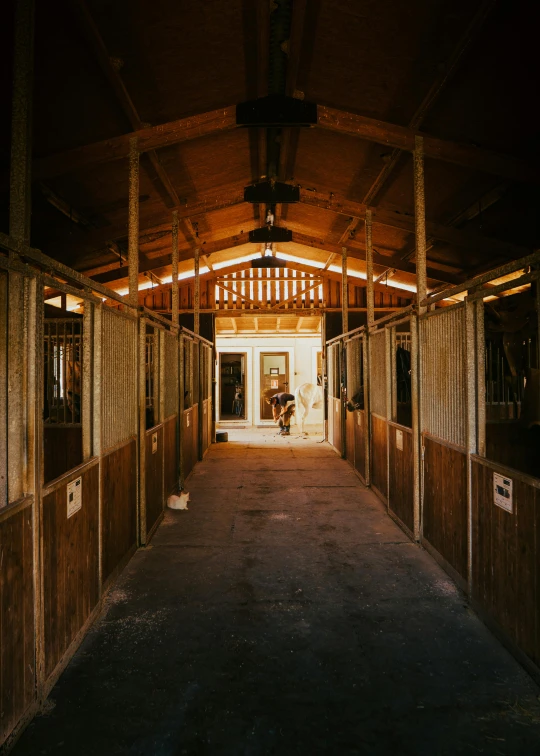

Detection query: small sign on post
xmin=493 ymin=472 xmax=513 ymax=513
xmin=357 ymin=412 xmax=362 ymax=427
xmin=152 ymin=432 xmax=158 ymax=454
xmin=67 ymin=477 xmax=82 ymax=518
xmin=396 ymin=429 xmax=403 ymax=451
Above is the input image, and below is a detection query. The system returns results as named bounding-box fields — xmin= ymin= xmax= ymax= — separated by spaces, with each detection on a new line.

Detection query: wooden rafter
xmin=29 ymin=101 xmax=534 ymax=185
xmin=271 ymin=278 xmax=323 ymax=310
xmin=317 ymin=105 xmax=536 ymax=183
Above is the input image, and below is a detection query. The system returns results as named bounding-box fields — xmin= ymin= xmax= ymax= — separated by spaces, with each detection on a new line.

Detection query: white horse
xmin=294 ymin=382 xmax=324 ymax=434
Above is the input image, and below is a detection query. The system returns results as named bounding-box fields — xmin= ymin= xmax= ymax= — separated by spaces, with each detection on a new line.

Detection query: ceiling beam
xmin=32 ymin=105 xmax=237 ymax=182
xmin=28 ymin=94 xmax=535 ymax=185
xmin=50 ymin=187 xmax=246 ymax=265
xmin=90 ymin=232 xmax=256 ymax=284
xmin=71 ymin=0 xmax=186 ymax=211
xmin=297 ymin=187 xmax=530 ymax=260
xmin=317 ymin=105 xmax=536 ymax=183
xmin=361 ymin=0 xmax=496 ymax=207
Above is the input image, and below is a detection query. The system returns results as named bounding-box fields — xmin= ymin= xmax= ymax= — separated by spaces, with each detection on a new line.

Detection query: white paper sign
xmin=396 ymin=429 xmax=403 ymax=451
xmin=152 ymin=432 xmax=158 ymax=454
xmin=493 ymin=473 xmax=513 ymax=513
xmin=67 ymin=477 xmax=82 ymax=518
xmin=357 ymin=412 xmax=362 ymax=427
xmin=187 ymin=413 xmax=190 ymax=427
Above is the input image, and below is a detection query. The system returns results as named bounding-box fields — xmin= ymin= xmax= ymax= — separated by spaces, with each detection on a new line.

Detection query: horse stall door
xmin=181 ymin=336 xmax=195 ymax=481
xmin=420 ymin=305 xmax=468 ymax=583
xmin=142 ymin=323 xmax=165 ymax=541
xmin=163 ymin=331 xmax=179 ymax=497
xmin=327 ymin=343 xmax=342 ymax=453
xmin=0 ymin=269 xmax=37 ymax=747
xmin=470 ymin=284 xmax=540 ymax=674
xmin=100 ymin=307 xmax=138 ymax=587
xmin=200 ymin=344 xmax=213 ymax=455
xmin=388 ymin=324 xmax=415 ymax=535
xmin=345 ymin=335 xmax=364 ymax=470
xmin=369 ymin=329 xmax=389 ymax=503
xmin=41 ymin=291 xmax=102 ymax=689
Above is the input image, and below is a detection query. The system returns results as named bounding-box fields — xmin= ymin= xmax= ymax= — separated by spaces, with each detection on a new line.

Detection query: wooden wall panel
xmin=422 ymin=435 xmax=467 ymax=581
xmin=472 ymin=459 xmax=539 ymax=668
xmin=43 ymin=464 xmax=99 ymax=678
xmin=146 ymin=426 xmax=164 ymax=535
xmin=346 ymin=409 xmax=355 ymax=466
xmin=354 ymin=410 xmax=366 ymax=482
xmin=101 ymin=440 xmax=137 ymax=585
xmin=0 ymin=504 xmax=35 ymax=745
xmin=388 ymin=424 xmax=414 ymax=533
xmin=164 ymin=416 xmax=178 ymax=496
xmin=43 ymin=426 xmax=83 ymax=484
xmin=371 ymin=414 xmax=388 ymax=500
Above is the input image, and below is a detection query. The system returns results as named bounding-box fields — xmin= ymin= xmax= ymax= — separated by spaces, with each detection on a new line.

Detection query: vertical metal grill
xmin=327 ymin=343 xmax=340 ymax=399
xmin=101 ymin=308 xmax=138 ymax=451
xmin=370 ymin=329 xmax=387 ymax=417
xmin=44 ymin=318 xmax=83 ymax=425
xmin=346 ymin=336 xmax=363 ymax=401
xmin=200 ymin=344 xmax=212 ymax=400
xmin=163 ymin=331 xmax=179 ymax=418
xmin=420 ymin=306 xmax=466 ymax=447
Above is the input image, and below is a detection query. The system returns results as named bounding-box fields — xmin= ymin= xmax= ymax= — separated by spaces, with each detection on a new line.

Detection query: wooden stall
xmin=369 ymin=328 xmax=389 ymax=503
xmin=326 ymin=341 xmax=343 ymax=455
xmin=100 ymin=306 xmax=138 ymax=585
xmin=471 ymin=457 xmax=540 ymax=671
xmin=180 ymin=328 xmax=214 ymax=485
xmin=387 ymin=322 xmax=415 ymax=536
xmin=419 ymin=304 xmax=469 ymax=583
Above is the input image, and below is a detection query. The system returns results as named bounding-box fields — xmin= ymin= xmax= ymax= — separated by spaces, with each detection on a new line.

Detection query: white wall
xmin=216 ymin=335 xmax=323 ymax=426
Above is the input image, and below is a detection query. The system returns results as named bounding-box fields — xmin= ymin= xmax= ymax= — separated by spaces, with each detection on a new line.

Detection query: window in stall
xmin=43 ymin=290 xmax=86 ymax=483
xmin=392 ymin=326 xmax=412 ymax=428
xmin=145 ymin=325 xmax=160 ymax=429
xmin=484 ymin=286 xmax=539 ymax=477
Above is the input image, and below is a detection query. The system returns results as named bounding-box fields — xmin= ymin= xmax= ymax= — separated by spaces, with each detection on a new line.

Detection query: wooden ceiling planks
xmin=1 ymin=0 xmax=537 ymax=291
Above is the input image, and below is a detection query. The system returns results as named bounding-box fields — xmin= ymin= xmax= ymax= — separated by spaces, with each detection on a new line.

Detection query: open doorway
xmin=260 ymin=352 xmax=289 ymax=421
xmin=220 ymin=353 xmax=246 ymax=420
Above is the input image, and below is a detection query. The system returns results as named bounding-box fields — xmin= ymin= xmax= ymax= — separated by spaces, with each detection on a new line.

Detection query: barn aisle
xmin=13 ymin=430 xmax=540 ymax=756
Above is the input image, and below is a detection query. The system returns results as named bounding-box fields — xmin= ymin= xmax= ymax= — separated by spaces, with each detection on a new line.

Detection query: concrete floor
xmin=13 ymin=429 xmax=540 ymax=755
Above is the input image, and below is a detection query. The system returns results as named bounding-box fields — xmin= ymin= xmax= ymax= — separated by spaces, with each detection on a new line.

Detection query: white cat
xmin=167 ymin=492 xmax=190 ymax=510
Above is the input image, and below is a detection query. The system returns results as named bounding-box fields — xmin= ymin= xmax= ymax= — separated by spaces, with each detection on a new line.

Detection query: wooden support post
xmin=341 ymin=246 xmax=348 ymax=335
xmin=128 ymin=137 xmax=139 ymax=308
xmin=138 ymin=318 xmax=147 ymax=545
xmin=365 ymin=210 xmax=374 ymax=327
xmin=414 ymin=136 xmax=427 ymax=315
xmin=465 ymin=298 xmax=478 ymax=594
xmin=194 ymin=247 xmax=200 ymax=335
xmin=179 ymin=333 xmax=185 ymax=488
xmin=410 ymin=315 xmax=420 ymax=540
xmin=171 ymin=211 xmax=179 ymax=326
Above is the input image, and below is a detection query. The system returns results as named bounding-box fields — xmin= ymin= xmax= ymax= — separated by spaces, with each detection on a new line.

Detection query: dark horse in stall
xmin=346 ymin=346 xmax=411 ymax=422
